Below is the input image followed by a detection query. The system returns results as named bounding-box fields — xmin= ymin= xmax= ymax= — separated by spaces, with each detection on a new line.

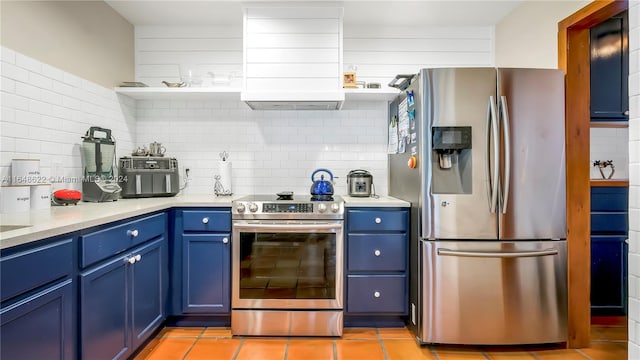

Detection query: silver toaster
xmin=118 ymin=156 xmax=179 ymax=198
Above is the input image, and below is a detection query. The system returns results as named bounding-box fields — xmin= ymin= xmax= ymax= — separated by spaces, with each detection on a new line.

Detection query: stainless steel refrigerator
xmin=388 ymin=68 xmax=567 ymax=345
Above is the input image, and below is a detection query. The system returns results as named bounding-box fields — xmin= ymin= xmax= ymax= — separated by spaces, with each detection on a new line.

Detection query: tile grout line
xmin=429 ymin=345 xmax=441 ymax=360
xmin=180 ymin=328 xmax=205 ymax=360
xmin=231 ymin=338 xmax=245 ymax=360
xmin=376 ymin=328 xmax=391 ymax=360
xmin=333 ymin=339 xmax=338 ymax=360
xmin=283 ymin=337 xmax=290 ymax=360
xmin=480 ymin=350 xmax=491 ymax=359
xmin=530 ymin=351 xmax=542 ymax=360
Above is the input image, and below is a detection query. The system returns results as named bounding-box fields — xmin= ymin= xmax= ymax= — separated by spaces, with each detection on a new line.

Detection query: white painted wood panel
xmin=245 ymin=7 xmax=342 ymax=19
xmin=136 ymin=26 xmax=242 ymax=38
xmin=246 ymin=63 xmax=338 ymax=78
xmin=344 ymin=38 xmax=491 ymax=53
xmin=137 ymin=51 xmax=242 ymax=65
xmin=344 ymin=25 xmax=493 ymax=39
xmin=246 ymin=48 xmax=339 ymax=63
xmin=135 ymin=26 xmax=243 ymax=87
xmin=342 ymin=25 xmax=493 ymax=87
xmin=246 ymin=19 xmax=340 ymax=34
xmin=137 ymin=38 xmax=241 ymax=51
xmin=246 ymin=33 xmax=339 ymax=49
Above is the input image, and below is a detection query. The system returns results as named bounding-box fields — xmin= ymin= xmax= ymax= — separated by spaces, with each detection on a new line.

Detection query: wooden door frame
xmin=558 ymin=0 xmax=628 ymax=348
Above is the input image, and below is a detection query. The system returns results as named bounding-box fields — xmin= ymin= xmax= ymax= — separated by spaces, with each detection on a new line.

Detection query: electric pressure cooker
xmin=347 ymin=169 xmax=373 ymax=197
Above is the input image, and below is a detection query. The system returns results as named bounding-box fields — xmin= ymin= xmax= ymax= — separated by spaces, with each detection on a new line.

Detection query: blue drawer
xmin=347 ymin=275 xmax=406 ymax=314
xmin=182 ymin=210 xmax=231 ymax=232
xmin=1 ymin=238 xmax=73 ymax=302
xmin=591 ymin=212 xmax=628 ymax=234
xmin=348 ymin=234 xmax=406 ymax=272
xmin=80 ymin=212 xmax=166 ymax=268
xmin=591 ymin=187 xmax=628 ymax=212
xmin=347 ymin=209 xmax=408 ymax=232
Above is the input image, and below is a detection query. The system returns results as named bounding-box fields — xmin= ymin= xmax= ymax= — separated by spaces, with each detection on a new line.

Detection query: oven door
xmin=232 ymin=220 xmax=343 ymax=310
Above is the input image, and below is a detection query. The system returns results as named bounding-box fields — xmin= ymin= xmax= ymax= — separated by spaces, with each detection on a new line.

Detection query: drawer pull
xmin=374 ymin=217 xmax=382 ymax=224
xmin=127 ymin=257 xmax=136 ymax=264
xmin=374 ymin=249 xmax=381 ymax=257
xmin=223 ymin=237 xmax=229 ymax=244
xmin=374 ymin=291 xmax=381 ymax=298
xmin=127 ymin=229 xmax=139 ymax=237
xmin=135 ymin=254 xmax=142 ymax=262
xmin=202 ymin=217 xmax=209 ymax=224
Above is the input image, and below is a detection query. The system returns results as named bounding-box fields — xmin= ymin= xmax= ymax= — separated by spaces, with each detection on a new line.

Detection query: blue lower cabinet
xmin=182 ymin=234 xmax=230 ymax=313
xmin=80 ymin=238 xmax=166 ymax=359
xmin=590 ymin=186 xmax=628 ymax=316
xmin=131 ymin=239 xmax=166 ymax=349
xmin=347 ymin=275 xmax=406 ymax=314
xmin=591 ymin=235 xmax=627 ymax=315
xmin=80 ymin=252 xmax=130 ymax=360
xmin=0 ymin=280 xmax=73 ymax=360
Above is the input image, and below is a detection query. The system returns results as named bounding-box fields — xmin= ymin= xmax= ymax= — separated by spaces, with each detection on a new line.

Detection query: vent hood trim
xmin=241 ymin=91 xmax=345 ymax=110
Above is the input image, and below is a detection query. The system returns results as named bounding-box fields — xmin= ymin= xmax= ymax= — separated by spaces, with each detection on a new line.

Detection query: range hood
xmin=242 ymin=5 xmax=344 ymax=110
xmin=241 ymin=91 xmax=345 ymax=110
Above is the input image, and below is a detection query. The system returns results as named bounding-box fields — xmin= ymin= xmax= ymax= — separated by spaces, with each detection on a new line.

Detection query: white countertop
xmin=342 ymin=195 xmax=410 ymax=208
xmin=0 ymin=193 xmax=409 ymax=250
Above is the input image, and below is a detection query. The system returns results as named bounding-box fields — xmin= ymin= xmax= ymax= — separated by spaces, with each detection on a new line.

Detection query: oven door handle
xmin=233 ymin=222 xmax=342 ymax=232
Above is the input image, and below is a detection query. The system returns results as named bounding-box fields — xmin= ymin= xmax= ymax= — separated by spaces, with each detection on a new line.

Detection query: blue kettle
xmin=310 ymin=168 xmax=334 ymax=196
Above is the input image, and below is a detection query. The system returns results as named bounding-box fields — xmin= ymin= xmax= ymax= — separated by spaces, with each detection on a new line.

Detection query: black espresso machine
xmin=118 ymin=156 xmax=179 ymax=198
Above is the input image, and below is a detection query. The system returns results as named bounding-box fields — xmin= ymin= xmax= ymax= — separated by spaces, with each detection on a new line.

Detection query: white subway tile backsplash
xmin=28 ymin=72 xmax=53 ymax=90
xmin=1 ymin=62 xmax=29 ymax=82
xmin=2 ymin=92 xmax=29 ymax=110
xmin=1 ymin=76 xmax=16 ymax=93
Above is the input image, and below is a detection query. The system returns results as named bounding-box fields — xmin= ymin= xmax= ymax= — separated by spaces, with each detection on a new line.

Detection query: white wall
xmin=135 ymin=24 xmax=494 ymax=87
xmin=0 ymin=46 xmax=136 ymax=191
xmin=628 ymin=2 xmax=640 ymax=358
xmin=134 ymin=99 xmax=388 ymax=196
xmin=495 ymin=0 xmax=590 ymax=68
xmin=132 ymin=24 xmax=494 ymax=196
xmin=0 ymin=1 xmax=134 ymax=88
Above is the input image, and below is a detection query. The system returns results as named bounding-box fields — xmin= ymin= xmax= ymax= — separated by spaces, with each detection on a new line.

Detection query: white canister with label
xmin=30 ymin=184 xmax=51 ymax=210
xmin=11 ymin=159 xmax=42 ymax=185
xmin=0 ymin=185 xmax=31 ymax=213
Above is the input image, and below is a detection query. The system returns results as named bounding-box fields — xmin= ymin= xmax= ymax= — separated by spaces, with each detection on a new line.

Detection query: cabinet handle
xmin=202 ymin=217 xmax=209 ymax=224
xmin=223 ymin=237 xmax=229 ymax=244
xmin=374 ymin=249 xmax=381 ymax=257
xmin=127 ymin=229 xmax=139 ymax=237
xmin=127 ymin=257 xmax=136 ymax=264
xmin=135 ymin=254 xmax=142 ymax=262
xmin=374 ymin=291 xmax=381 ymax=298
xmin=374 ymin=217 xmax=382 ymax=224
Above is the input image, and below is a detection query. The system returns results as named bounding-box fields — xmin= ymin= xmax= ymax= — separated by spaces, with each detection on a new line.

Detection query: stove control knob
xmin=249 ymin=202 xmax=259 ymax=213
xmin=236 ymin=203 xmax=246 ymax=213
xmin=317 ymin=203 xmax=327 ymax=213
xmin=330 ymin=203 xmax=340 ymax=213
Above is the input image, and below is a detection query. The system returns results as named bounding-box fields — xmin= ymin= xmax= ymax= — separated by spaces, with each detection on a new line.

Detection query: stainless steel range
xmin=231 ymin=194 xmax=344 ymax=336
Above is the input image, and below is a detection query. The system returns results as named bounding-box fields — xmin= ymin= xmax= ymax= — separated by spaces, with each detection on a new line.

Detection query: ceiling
xmin=105 ymin=0 xmax=523 ymax=27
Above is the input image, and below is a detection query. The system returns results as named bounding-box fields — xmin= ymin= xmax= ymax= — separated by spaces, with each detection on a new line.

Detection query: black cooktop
xmin=236 ymin=194 xmax=340 ymax=202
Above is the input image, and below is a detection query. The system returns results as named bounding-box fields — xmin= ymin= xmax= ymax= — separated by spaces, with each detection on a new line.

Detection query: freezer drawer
xmin=421 ymin=240 xmax=567 ymax=345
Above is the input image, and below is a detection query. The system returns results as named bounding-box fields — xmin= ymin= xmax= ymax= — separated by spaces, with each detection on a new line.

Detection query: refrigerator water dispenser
xmin=432 ymin=126 xmax=472 ymax=194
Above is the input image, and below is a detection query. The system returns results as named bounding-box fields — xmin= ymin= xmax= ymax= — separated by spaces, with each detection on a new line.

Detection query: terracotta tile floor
xmin=135 ymin=325 xmax=626 ymax=360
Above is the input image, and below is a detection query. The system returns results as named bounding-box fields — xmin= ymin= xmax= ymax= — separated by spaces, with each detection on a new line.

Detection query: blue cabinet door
xmin=0 ymin=280 xmax=73 ymax=360
xmin=182 ymin=233 xmax=230 ymax=313
xmin=80 ymin=255 xmax=130 ymax=360
xmin=131 ymin=238 xmax=166 ymax=349
xmin=591 ymin=235 xmax=628 ymax=315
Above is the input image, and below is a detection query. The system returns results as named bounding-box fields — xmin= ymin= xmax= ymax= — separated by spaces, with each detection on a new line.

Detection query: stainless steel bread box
xmin=118 ymin=156 xmax=179 ymax=198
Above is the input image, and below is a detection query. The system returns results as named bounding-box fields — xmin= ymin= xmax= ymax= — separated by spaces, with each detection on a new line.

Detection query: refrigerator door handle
xmin=437 ymin=248 xmax=559 ymax=258
xmin=486 ymin=96 xmax=499 ymax=213
xmin=499 ymin=96 xmax=511 ymax=214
